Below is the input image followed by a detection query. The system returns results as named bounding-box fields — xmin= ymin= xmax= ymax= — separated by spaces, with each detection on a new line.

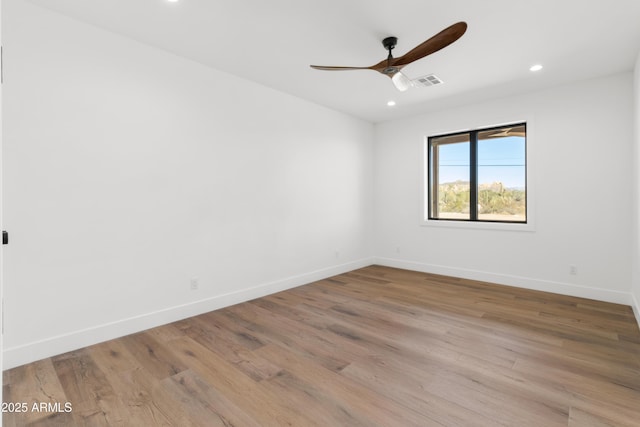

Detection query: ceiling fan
xmin=310 ymin=22 xmax=467 ymax=92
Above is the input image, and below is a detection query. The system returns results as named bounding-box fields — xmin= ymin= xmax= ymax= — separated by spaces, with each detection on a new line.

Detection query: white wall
xmin=632 ymin=51 xmax=640 ymax=326
xmin=2 ymin=0 xmax=374 ymax=368
xmin=374 ymin=72 xmax=634 ymax=304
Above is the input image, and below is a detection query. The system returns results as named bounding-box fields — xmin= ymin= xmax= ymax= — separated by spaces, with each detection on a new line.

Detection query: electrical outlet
xmin=335 ymin=250 xmax=340 ymax=259
xmin=190 ymin=278 xmax=199 ymax=290
xmin=569 ymin=265 xmax=577 ymax=275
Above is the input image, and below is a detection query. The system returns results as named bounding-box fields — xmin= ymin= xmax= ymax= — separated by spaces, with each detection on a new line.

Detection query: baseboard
xmin=632 ymin=291 xmax=640 ymax=331
xmin=373 ymin=257 xmax=633 ymax=306
xmin=3 ymin=257 xmax=375 ymax=370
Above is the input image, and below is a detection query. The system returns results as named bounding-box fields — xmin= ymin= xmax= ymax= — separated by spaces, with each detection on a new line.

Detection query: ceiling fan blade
xmin=310 ymin=65 xmax=372 ymax=71
xmin=394 ymin=21 xmax=467 ymax=67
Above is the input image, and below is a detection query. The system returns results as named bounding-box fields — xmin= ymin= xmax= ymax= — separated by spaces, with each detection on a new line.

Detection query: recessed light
xmin=529 ymin=64 xmax=543 ymax=72
xmin=387 ymin=101 xmax=396 ymax=107
xmin=167 ymin=0 xmax=179 ymax=3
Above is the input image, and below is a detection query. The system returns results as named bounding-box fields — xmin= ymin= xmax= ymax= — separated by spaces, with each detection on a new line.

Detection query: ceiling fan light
xmin=391 ymin=72 xmax=412 ymax=92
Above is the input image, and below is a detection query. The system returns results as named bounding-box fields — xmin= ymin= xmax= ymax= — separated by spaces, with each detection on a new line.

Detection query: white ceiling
xmin=24 ymin=0 xmax=640 ymax=123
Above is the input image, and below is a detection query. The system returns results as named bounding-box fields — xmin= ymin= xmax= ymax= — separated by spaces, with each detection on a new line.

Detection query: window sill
xmin=421 ymin=219 xmax=535 ymax=232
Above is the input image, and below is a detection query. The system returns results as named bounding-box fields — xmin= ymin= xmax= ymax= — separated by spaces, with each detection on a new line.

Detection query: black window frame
xmin=427 ymin=122 xmax=527 ymax=224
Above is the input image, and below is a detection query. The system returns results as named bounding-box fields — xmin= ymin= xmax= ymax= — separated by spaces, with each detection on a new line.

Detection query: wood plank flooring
xmin=4 ymin=265 xmax=640 ymax=426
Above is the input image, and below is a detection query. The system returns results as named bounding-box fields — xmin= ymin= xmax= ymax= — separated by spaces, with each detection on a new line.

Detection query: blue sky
xmin=436 ymin=136 xmax=526 ymax=189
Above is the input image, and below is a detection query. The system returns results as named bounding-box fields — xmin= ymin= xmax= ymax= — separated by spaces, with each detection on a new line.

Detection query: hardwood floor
xmin=4 ymin=265 xmax=640 ymax=426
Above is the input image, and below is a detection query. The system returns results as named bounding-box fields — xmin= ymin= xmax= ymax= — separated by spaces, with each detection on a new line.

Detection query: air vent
xmin=413 ymin=74 xmax=443 ymax=87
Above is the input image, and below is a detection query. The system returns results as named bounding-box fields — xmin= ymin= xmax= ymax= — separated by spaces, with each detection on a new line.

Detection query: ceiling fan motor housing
xmin=383 ymin=66 xmax=400 ymax=75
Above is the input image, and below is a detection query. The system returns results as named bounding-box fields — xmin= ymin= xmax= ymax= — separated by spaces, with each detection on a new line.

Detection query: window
xmin=427 ymin=123 xmax=526 ymax=223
